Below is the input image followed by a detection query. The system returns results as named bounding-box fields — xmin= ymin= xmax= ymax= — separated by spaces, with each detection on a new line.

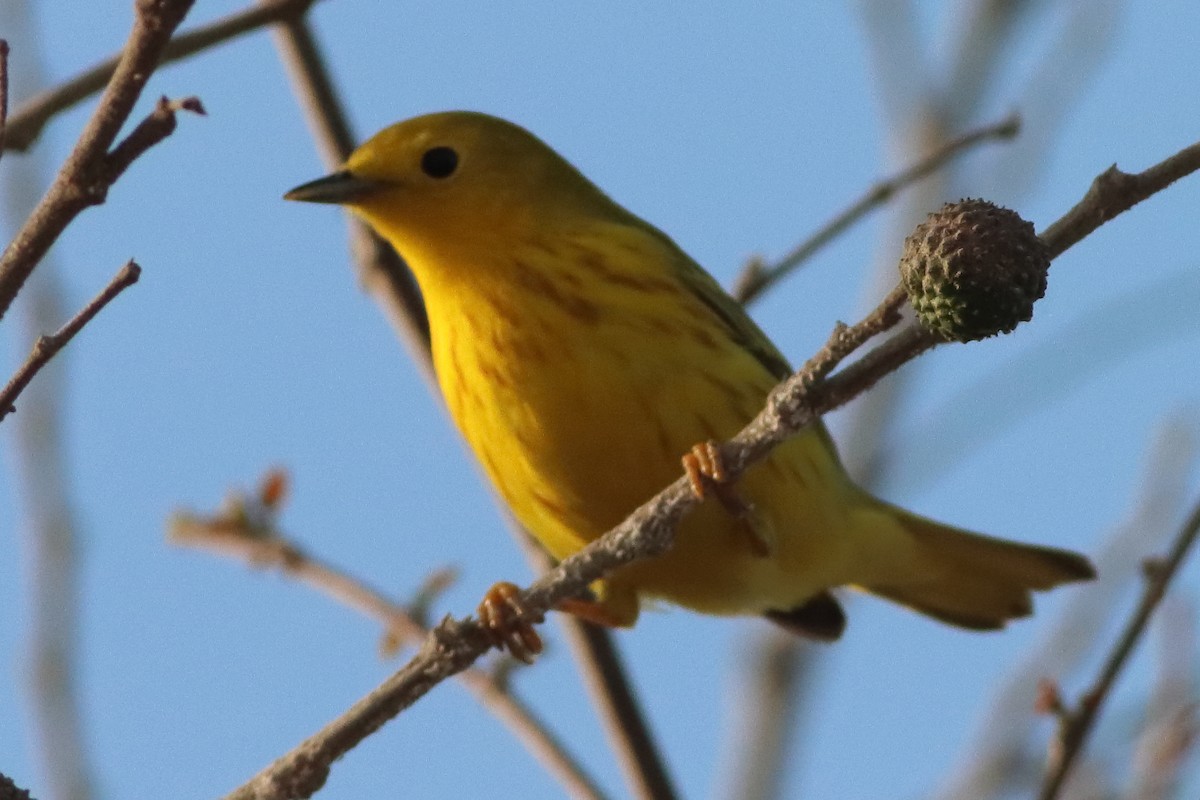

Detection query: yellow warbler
xmin=286 ymin=111 xmax=1093 ymax=659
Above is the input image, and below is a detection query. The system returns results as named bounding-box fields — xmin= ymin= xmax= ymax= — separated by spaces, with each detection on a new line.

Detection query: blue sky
xmin=2 ymin=3 xmax=1199 ymax=799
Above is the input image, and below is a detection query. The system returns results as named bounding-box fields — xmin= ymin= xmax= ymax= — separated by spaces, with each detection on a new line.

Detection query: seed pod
xmin=900 ymin=199 xmax=1050 ymax=342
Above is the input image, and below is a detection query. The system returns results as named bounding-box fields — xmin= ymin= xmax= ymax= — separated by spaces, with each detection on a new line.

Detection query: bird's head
xmin=285 ymin=111 xmax=618 ymax=267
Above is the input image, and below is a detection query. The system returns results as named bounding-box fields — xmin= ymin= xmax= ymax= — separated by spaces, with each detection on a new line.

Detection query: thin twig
xmin=1039 ymin=140 xmax=1200 ymax=259
xmin=1039 ymin=496 xmax=1200 ymax=800
xmin=717 ymin=632 xmax=818 ymax=800
xmin=169 ymin=501 xmax=607 ymax=800
xmin=266 ymin=10 xmax=431 ymax=374
xmin=852 ymin=0 xmax=1114 ymax=487
xmin=731 ymin=113 xmax=1020 ymax=304
xmin=521 ymin=532 xmax=678 ymax=800
xmin=716 ymin=12 xmax=984 ymax=792
xmin=265 ymin=12 xmax=353 ymax=162
xmin=0 ymin=39 xmax=10 ymax=159
xmin=837 ymin=1 xmax=958 ymax=496
xmin=0 ymin=260 xmax=140 ymax=422
xmin=490 ymin=532 xmax=676 ymax=800
xmin=933 ymin=415 xmax=1200 ymax=800
xmin=2 ymin=10 xmax=98 ymax=798
xmin=224 ymin=129 xmax=1200 ymax=799
xmin=861 ymin=271 xmax=1200 ymax=499
xmin=2 ymin=0 xmax=319 ymax=152
xmin=266 ymin=12 xmax=675 ymax=799
xmin=554 ymin=619 xmax=675 ymax=800
xmin=1127 ymin=597 xmax=1197 ymax=800
xmin=0 ymin=0 xmax=196 ymax=322
xmin=102 ymin=95 xmax=204 ymax=182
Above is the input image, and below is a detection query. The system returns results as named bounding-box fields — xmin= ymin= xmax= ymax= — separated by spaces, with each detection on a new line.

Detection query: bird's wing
xmin=668 ymin=244 xmax=794 ymax=382
xmin=645 ymin=225 xmax=842 ymax=455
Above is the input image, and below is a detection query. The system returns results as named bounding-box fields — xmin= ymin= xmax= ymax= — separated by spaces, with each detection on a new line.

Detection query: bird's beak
xmin=283 ymin=171 xmax=385 ymax=204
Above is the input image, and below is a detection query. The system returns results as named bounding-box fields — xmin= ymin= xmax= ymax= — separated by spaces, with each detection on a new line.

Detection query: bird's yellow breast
xmin=419 ymin=222 xmax=860 ymax=621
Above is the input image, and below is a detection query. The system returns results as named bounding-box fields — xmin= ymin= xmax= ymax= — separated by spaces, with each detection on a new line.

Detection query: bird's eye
xmin=421 ymin=146 xmax=459 ymax=179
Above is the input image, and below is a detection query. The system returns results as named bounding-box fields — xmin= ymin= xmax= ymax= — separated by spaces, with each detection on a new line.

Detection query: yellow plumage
xmin=286 ymin=111 xmax=1093 ymax=640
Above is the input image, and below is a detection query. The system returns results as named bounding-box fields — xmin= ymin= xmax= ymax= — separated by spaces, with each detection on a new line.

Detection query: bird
xmin=286 ymin=111 xmax=1094 ymax=662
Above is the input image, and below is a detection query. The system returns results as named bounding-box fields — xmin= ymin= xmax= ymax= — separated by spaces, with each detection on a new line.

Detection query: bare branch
xmin=0 ymin=260 xmax=140 ymax=423
xmin=553 ymin=618 xmax=675 ymax=800
xmin=267 ymin=13 xmax=432 ymax=373
xmin=2 ymin=11 xmax=99 ymax=798
xmin=266 ymin=14 xmax=354 ymax=164
xmin=855 ymin=0 xmax=928 ymax=125
xmin=717 ymin=632 xmax=819 ymax=800
xmin=102 ymin=95 xmax=204 ymax=183
xmin=2 ymin=0 xmax=319 ymax=152
xmin=0 ymin=39 xmax=9 ymax=160
xmin=168 ymin=476 xmax=607 ymax=800
xmin=1039 ymin=498 xmax=1200 ymax=800
xmin=1039 ymin=140 xmax=1200 ymax=259
xmin=992 ymin=4 xmax=1120 ymax=199
xmin=0 ymin=0 xmax=196 ymax=321
xmin=943 ymin=0 xmax=1035 ymax=123
xmin=732 ymin=113 xmax=1020 ymax=305
xmin=862 ymin=271 xmax=1200 ymax=498
xmin=933 ymin=415 xmax=1200 ymax=800
xmin=1126 ymin=597 xmax=1198 ymax=800
xmin=507 ymin=514 xmax=678 ymax=800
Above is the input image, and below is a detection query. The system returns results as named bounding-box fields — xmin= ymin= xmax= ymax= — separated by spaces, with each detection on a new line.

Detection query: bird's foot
xmin=682 ymin=440 xmax=772 ymax=557
xmin=477 ymin=581 xmax=544 ymax=664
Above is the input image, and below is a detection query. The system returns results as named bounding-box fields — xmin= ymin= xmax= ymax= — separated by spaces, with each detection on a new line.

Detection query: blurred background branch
xmin=3 ymin=5 xmax=94 ymax=799
xmin=936 ymin=415 xmax=1200 ymax=800
xmin=264 ymin=14 xmax=675 ymax=800
xmin=0 ymin=0 xmax=195 ymax=319
xmin=1 ymin=0 xmax=319 ymax=153
xmin=0 ymin=260 xmax=139 ymax=423
xmin=169 ymin=469 xmax=607 ymax=800
xmin=1040 ymin=488 xmax=1200 ymax=798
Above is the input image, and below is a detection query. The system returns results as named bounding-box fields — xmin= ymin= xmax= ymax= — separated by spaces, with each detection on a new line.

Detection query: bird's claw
xmin=682 ymin=440 xmax=772 ymax=557
xmin=477 ymin=581 xmax=544 ymax=664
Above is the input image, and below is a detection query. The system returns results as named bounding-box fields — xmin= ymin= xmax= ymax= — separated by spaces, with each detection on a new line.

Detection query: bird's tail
xmin=850 ymin=500 xmax=1095 ymax=630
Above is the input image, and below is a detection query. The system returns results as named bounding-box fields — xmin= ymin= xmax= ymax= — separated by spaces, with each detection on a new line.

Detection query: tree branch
xmin=168 ymin=475 xmax=607 ymax=800
xmin=552 ymin=618 xmax=674 ymax=800
xmin=717 ymin=632 xmax=819 ymax=800
xmin=731 ymin=113 xmax=1020 ymax=305
xmin=1038 ymin=495 xmax=1200 ymax=800
xmin=1127 ymin=596 xmax=1197 ymax=799
xmin=101 ymin=95 xmax=204 ymax=183
xmin=266 ymin=11 xmax=431 ymax=371
xmin=0 ymin=39 xmax=10 ymax=160
xmin=0 ymin=0 xmax=197 ymax=321
xmin=2 ymin=0 xmax=319 ymax=153
xmin=1039 ymin=139 xmax=1200 ymax=259
xmin=932 ymin=415 xmax=1200 ymax=800
xmin=0 ymin=260 xmax=140 ymax=422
